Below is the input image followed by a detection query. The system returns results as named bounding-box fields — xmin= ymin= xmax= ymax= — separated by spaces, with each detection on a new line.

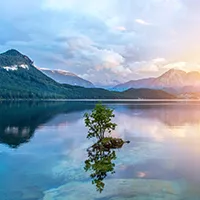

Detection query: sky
xmin=1 ymin=0 xmax=200 ymax=85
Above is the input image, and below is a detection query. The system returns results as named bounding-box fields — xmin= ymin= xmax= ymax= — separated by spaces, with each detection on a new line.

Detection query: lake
xmin=0 ymin=101 xmax=200 ymax=200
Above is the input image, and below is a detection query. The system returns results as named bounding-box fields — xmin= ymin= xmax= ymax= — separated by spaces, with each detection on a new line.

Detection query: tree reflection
xmin=84 ymin=140 xmax=117 ymax=192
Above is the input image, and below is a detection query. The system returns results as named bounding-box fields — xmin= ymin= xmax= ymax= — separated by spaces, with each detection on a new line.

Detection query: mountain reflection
xmin=110 ymin=103 xmax=200 ymax=144
xmin=123 ymin=103 xmax=200 ymax=126
xmin=0 ymin=101 xmax=93 ymax=148
xmin=0 ymin=126 xmax=35 ymax=148
xmin=2 ymin=102 xmax=200 ymax=149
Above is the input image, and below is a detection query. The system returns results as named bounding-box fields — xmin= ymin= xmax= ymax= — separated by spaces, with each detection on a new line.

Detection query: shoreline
xmin=1 ymin=98 xmax=200 ymax=102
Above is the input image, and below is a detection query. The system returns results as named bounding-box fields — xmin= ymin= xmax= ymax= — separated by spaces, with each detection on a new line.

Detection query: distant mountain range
xmin=0 ymin=49 xmax=176 ymax=99
xmin=114 ymin=68 xmax=200 ymax=95
xmin=40 ymin=68 xmax=94 ymax=88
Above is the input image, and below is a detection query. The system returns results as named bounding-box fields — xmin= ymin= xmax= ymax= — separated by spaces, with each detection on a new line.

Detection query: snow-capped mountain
xmin=40 ymin=68 xmax=94 ymax=88
xmin=0 ymin=49 xmax=71 ymax=99
xmin=114 ymin=69 xmax=200 ymax=92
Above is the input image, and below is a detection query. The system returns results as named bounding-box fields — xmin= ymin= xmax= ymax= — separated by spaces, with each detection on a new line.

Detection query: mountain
xmin=114 ymin=69 xmax=200 ymax=93
xmin=113 ymin=78 xmax=155 ymax=91
xmin=151 ymin=69 xmax=187 ymax=88
xmin=0 ymin=49 xmax=176 ymax=99
xmin=150 ymin=69 xmax=200 ymax=88
xmin=40 ymin=68 xmax=94 ymax=88
xmin=0 ymin=49 xmax=70 ymax=99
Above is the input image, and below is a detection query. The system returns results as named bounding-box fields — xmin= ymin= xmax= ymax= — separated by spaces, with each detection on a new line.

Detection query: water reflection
xmin=0 ymin=126 xmax=34 ymax=148
xmin=0 ymin=101 xmax=93 ymax=148
xmin=112 ymin=103 xmax=200 ymax=199
xmin=1 ymin=102 xmax=200 ymax=199
xmin=122 ymin=103 xmax=200 ymax=126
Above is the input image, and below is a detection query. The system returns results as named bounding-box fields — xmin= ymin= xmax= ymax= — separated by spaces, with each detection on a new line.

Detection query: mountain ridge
xmin=114 ymin=68 xmax=200 ymax=92
xmin=40 ymin=68 xmax=94 ymax=88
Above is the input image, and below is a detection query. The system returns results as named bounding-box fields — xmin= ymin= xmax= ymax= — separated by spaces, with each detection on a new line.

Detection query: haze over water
xmin=0 ymin=101 xmax=200 ymax=200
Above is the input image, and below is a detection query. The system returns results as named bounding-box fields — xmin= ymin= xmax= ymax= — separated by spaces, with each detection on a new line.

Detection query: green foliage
xmin=84 ymin=103 xmax=117 ymax=140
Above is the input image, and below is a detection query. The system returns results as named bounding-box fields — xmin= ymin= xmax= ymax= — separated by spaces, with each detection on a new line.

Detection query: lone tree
xmin=84 ymin=103 xmax=117 ymax=141
xmin=84 ymin=103 xmax=130 ymax=192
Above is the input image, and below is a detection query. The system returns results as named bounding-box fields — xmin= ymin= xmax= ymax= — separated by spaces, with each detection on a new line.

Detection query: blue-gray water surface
xmin=0 ymin=101 xmax=200 ymax=200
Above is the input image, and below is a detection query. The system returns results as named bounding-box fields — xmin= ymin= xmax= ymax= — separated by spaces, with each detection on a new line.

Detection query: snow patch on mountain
xmin=2 ymin=64 xmax=29 ymax=71
xmin=3 ymin=65 xmax=18 ymax=71
xmin=20 ymin=64 xmax=29 ymax=69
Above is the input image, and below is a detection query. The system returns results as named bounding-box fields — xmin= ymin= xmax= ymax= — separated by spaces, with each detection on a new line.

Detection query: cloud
xmin=115 ymin=26 xmax=127 ymax=31
xmin=127 ymin=59 xmax=200 ymax=80
xmin=162 ymin=62 xmax=200 ymax=72
xmin=1 ymin=0 xmax=200 ymax=85
xmin=152 ymin=58 xmax=167 ymax=64
xmin=135 ymin=19 xmax=151 ymax=26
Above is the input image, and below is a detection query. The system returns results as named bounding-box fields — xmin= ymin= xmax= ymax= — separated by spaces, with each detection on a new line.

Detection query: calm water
xmin=0 ymin=101 xmax=200 ymax=200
